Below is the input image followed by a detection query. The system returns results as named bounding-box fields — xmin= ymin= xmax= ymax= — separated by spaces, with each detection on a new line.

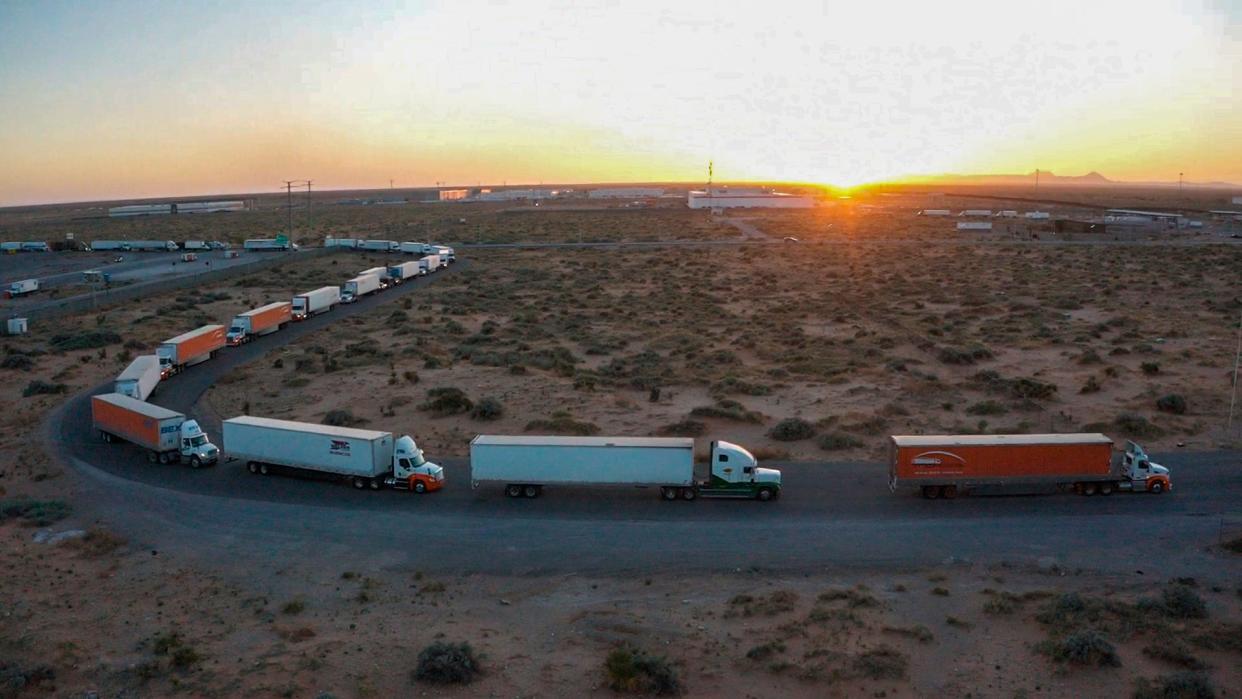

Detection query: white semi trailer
xmin=129 ymin=240 xmax=179 ymax=251
xmin=386 ymin=260 xmax=423 ymax=284
xmin=6 ymin=279 xmax=39 ymax=297
xmin=419 ymin=254 xmax=441 ymax=274
xmin=341 ymin=273 xmax=381 ymax=303
xmin=469 ymin=436 xmax=783 ymax=501
xmin=292 ymin=286 xmax=340 ymax=320
xmin=223 ymin=416 xmax=444 ymax=492
xmin=114 ymin=355 xmax=161 ymax=400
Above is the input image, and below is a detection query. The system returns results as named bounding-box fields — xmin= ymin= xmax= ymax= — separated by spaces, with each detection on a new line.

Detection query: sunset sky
xmin=1 ymin=0 xmax=1239 ymax=206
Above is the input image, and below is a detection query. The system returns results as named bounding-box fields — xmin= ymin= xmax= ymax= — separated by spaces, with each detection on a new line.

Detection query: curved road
xmin=47 ymin=257 xmax=1242 ymax=578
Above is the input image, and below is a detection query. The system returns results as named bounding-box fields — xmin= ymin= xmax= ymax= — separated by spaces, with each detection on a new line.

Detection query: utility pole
xmin=282 ymin=180 xmax=298 ymax=239
xmin=305 ymin=180 xmax=313 ymax=236
xmin=1179 ymin=172 xmax=1184 ymax=196
xmin=1035 ymin=168 xmax=1040 ymax=192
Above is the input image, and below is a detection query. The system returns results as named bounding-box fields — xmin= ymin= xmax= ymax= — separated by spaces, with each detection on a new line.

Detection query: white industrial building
xmin=958 ymin=209 xmax=992 ymax=217
xmin=686 ymin=190 xmax=813 ymax=210
xmin=1232 ymin=197 xmax=1242 ymax=205
xmin=108 ymin=200 xmax=244 ymax=217
xmin=918 ymin=209 xmax=951 ymax=216
xmin=589 ymin=187 xmax=665 ymax=199
xmin=1105 ymin=209 xmax=1187 ymax=228
xmin=1025 ymin=211 xmax=1050 ymax=220
xmin=476 ymin=188 xmax=558 ymax=201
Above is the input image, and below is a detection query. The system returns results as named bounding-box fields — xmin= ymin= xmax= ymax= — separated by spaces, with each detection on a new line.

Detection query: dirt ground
xmin=2 ymin=197 xmax=1241 ymax=697
xmin=205 ymin=242 xmax=1242 ymax=461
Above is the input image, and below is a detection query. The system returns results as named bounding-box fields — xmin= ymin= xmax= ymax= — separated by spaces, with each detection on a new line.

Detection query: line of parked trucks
xmin=89 ymin=245 xmax=455 ymax=466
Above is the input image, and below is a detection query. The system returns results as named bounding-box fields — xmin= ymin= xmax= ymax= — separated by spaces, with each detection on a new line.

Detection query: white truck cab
xmin=384 ymin=435 xmax=445 ymax=492
xmin=179 ymin=420 xmax=220 ymax=467
xmin=704 ymin=441 xmax=782 ymax=500
xmin=1121 ymin=441 xmax=1172 ymax=493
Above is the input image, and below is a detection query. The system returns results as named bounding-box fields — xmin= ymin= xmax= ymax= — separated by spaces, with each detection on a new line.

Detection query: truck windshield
xmin=228 ymin=326 xmax=243 ymax=335
xmin=410 ymin=451 xmax=426 ymax=467
xmin=188 ymin=435 xmax=207 ymax=447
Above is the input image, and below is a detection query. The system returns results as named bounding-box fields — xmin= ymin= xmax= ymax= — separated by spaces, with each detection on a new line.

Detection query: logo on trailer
xmin=329 ymin=439 xmax=351 ymax=456
xmin=911 ymin=450 xmax=966 ymax=466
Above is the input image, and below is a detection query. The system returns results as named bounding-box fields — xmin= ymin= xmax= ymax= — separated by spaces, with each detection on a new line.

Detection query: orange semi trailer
xmin=889 ymin=434 xmax=1172 ymax=499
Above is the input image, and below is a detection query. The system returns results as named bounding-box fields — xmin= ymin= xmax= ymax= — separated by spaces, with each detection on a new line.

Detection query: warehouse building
xmin=686 ymin=190 xmax=813 ymax=210
xmin=476 ymin=188 xmax=558 ymax=201
xmin=438 ymin=189 xmax=469 ymax=201
xmin=956 ymin=221 xmax=992 ymax=231
xmin=1105 ymin=209 xmax=1186 ymax=228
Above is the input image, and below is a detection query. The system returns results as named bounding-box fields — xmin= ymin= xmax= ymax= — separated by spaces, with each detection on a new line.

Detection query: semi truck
xmin=358 ymin=266 xmax=392 ymax=289
xmin=419 ymin=254 xmax=441 ymax=274
xmin=433 ymin=245 xmax=456 ymax=263
xmin=129 ymin=240 xmax=179 ymax=251
xmin=325 ymin=237 xmax=359 ymax=249
xmin=88 ymin=240 xmax=131 ymax=251
xmin=888 ymin=433 xmax=1173 ymax=499
xmin=399 ymin=241 xmax=426 ymax=255
xmin=469 ymin=436 xmax=783 ymax=501
xmin=183 ymin=240 xmax=209 ymax=250
xmin=292 ymin=286 xmax=340 ymax=320
xmin=341 ymin=274 xmax=381 ymax=303
xmin=114 ymin=355 xmax=161 ymax=400
xmin=357 ymin=239 xmax=399 ymax=252
xmin=157 ymin=324 xmax=226 ymax=377
xmin=226 ymin=302 xmax=292 ymax=345
xmin=91 ymin=393 xmax=219 ymax=467
xmin=244 ymin=238 xmax=291 ymax=251
xmin=386 ymin=260 xmax=423 ymax=284
xmin=6 ymin=279 xmax=39 ymax=297
xmin=223 ymin=416 xmax=444 ymax=492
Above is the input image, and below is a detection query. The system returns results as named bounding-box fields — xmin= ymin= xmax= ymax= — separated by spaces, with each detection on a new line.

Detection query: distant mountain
xmin=898 ymin=170 xmax=1237 ymax=188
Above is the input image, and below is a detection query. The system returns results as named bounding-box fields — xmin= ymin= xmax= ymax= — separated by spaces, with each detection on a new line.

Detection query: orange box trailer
xmin=156 ymin=324 xmax=225 ymax=376
xmin=226 ymin=302 xmax=291 ymax=345
xmin=91 ymin=392 xmax=183 ymax=453
xmin=889 ymin=434 xmax=1171 ymax=499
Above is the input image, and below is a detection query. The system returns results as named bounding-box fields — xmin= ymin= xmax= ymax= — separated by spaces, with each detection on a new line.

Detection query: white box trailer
xmin=433 ymin=245 xmax=455 ymax=263
xmin=470 ymin=435 xmax=782 ymax=501
xmin=223 ymin=416 xmax=443 ymax=492
xmin=244 ymin=239 xmax=290 ymax=251
xmin=341 ymin=273 xmax=380 ymax=303
xmin=292 ymin=286 xmax=340 ymax=320
xmin=183 ymin=240 xmax=209 ymax=250
xmin=114 ymin=355 xmax=161 ymax=401
xmin=130 ymin=240 xmax=179 ymax=251
xmin=387 ymin=260 xmax=423 ymax=283
xmin=358 ymin=239 xmax=398 ymax=252
xmin=399 ymin=241 xmax=427 ymax=255
xmin=419 ymin=254 xmax=441 ymax=274
xmin=19 ymin=242 xmax=50 ymax=252
xmin=6 ymin=279 xmax=39 ymax=297
xmin=325 ymin=237 xmax=359 ymax=249
xmin=358 ymin=266 xmax=391 ymax=287
xmin=88 ymin=240 xmax=131 ymax=251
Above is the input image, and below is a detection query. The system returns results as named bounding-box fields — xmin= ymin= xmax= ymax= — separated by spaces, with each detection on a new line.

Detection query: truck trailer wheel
xmin=368 ymin=478 xmax=381 ymax=491
xmin=247 ymin=461 xmax=259 ymax=474
xmin=922 ymin=485 xmax=941 ymax=499
xmin=1099 ymin=482 xmax=1114 ymax=496
xmin=353 ymin=477 xmax=366 ymax=489
xmin=259 ymin=463 xmax=270 ymax=475
xmin=100 ymin=431 xmax=113 ymax=443
xmin=523 ymin=485 xmax=540 ymax=498
xmin=661 ymin=487 xmax=678 ymax=501
xmin=506 ymin=484 xmax=522 ymax=498
xmin=147 ymin=451 xmax=158 ymax=464
xmin=942 ymin=485 xmax=958 ymax=500
xmin=1083 ymin=483 xmax=1098 ymax=496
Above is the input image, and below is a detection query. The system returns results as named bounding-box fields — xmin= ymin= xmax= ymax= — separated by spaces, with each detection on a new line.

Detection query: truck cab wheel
xmin=756 ymin=488 xmax=773 ymax=502
xmin=414 ymin=481 xmax=427 ymax=494
xmin=506 ymin=484 xmax=522 ymax=498
xmin=189 ymin=456 xmax=201 ymax=469
xmin=681 ymin=488 xmax=696 ymax=501
xmin=523 ymin=485 xmax=540 ymax=498
xmin=1149 ymin=481 xmax=1165 ymax=494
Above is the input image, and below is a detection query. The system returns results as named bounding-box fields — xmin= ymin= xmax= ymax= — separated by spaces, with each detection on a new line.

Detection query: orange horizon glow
xmin=1 ymin=1 xmax=1239 ymax=207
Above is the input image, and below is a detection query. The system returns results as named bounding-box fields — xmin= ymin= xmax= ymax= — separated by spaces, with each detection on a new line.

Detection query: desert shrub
xmin=1224 ymin=536 xmax=1242 ymax=554
xmin=322 ymin=409 xmax=366 ymax=427
xmin=689 ymin=400 xmax=763 ymax=423
xmin=658 ymin=420 xmax=705 ymax=437
xmin=0 ymin=498 xmax=70 ymax=526
xmin=818 ymin=587 xmax=879 ymax=608
xmin=604 ymin=646 xmax=680 ymax=695
xmin=525 ymin=414 xmax=600 ymax=436
xmin=1142 ymin=640 xmax=1207 ymax=670
xmin=1114 ymin=413 xmax=1164 ymax=438
xmin=1039 ymin=630 xmax=1121 ymax=667
xmin=852 ymin=646 xmax=907 ymax=680
xmin=1132 ymin=672 xmax=1215 ymax=699
xmin=413 ymin=641 xmax=480 ymax=685
xmin=710 ymin=376 xmax=772 ymax=396
xmin=470 ymin=397 xmax=503 ymax=421
xmin=973 ymin=371 xmax=1058 ymax=400
xmin=1160 ymin=585 xmax=1207 ymax=620
xmin=0 ymin=354 xmax=33 ymax=370
xmin=938 ymin=345 xmax=994 ymax=365
xmin=420 ymin=387 xmax=473 ymax=416
xmin=1141 ymin=362 xmax=1161 ymax=375
xmin=745 ymin=641 xmax=786 ymax=661
xmin=727 ymin=590 xmax=798 ymax=617
xmin=768 ymin=418 xmax=815 ymax=442
xmin=66 ymin=527 xmax=126 ymax=556
xmin=1081 ymin=376 xmax=1102 ymax=394
xmin=1078 ymin=349 xmax=1103 ymax=364
xmin=817 ymin=432 xmax=863 ymax=451
xmin=49 ymin=330 xmax=121 ymax=351
xmin=281 ymin=599 xmax=306 ymax=615
xmin=882 ymin=624 xmax=934 ymax=643
xmin=966 ymin=400 xmax=1007 ymax=416
xmin=1156 ymin=394 xmax=1187 ymax=415
xmin=22 ymin=380 xmax=66 ymax=397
